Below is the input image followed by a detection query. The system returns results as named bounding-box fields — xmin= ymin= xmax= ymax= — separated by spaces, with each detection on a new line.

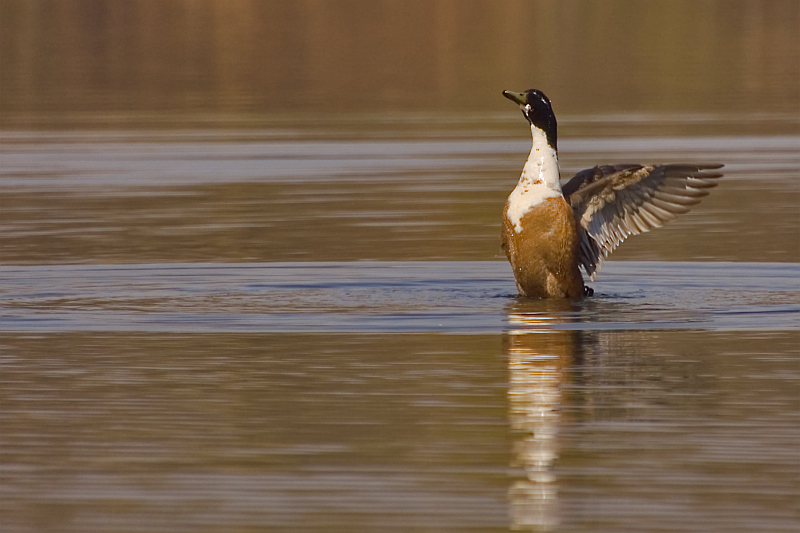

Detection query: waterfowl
xmin=500 ymin=89 xmax=723 ymax=298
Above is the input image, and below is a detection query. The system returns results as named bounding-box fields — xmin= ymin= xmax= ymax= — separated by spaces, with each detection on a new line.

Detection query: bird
xmin=500 ymin=89 xmax=723 ymax=299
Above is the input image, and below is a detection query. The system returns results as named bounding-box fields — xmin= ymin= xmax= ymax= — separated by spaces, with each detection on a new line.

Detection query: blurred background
xmin=2 ymin=0 xmax=798 ymax=130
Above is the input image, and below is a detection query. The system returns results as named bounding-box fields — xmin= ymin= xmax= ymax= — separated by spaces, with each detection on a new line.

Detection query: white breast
xmin=505 ymin=124 xmax=563 ymax=233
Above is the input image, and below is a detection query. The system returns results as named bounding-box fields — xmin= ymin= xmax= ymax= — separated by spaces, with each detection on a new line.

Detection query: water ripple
xmin=2 ymin=261 xmax=797 ymax=333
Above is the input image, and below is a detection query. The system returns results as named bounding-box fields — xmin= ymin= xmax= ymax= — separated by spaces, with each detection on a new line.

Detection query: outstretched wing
xmin=565 ymin=163 xmax=723 ymax=278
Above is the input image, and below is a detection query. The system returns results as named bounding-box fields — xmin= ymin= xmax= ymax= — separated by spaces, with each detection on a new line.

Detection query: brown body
xmin=501 ymin=197 xmax=584 ymax=299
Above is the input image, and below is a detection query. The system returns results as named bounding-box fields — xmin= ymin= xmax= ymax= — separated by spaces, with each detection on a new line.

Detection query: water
xmin=2 ymin=131 xmax=797 ymax=265
xmin=2 ymin=2 xmax=799 ymax=531
xmin=2 ymin=261 xmax=799 ymax=333
xmin=2 ymin=130 xmax=799 ymax=532
xmin=1 ymin=262 xmax=798 ymax=532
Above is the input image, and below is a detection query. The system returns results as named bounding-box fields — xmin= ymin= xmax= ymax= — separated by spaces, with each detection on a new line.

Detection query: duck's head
xmin=503 ymin=89 xmax=557 ymax=150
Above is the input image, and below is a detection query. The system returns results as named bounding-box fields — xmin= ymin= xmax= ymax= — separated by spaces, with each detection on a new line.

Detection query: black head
xmin=502 ymin=89 xmax=557 ymax=149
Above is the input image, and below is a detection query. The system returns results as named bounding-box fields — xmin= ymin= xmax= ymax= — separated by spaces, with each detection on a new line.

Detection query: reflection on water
xmin=503 ymin=306 xmax=800 ymax=533
xmin=506 ymin=308 xmax=577 ymax=530
xmin=1 ymin=260 xmax=798 ymax=532
xmin=2 ymin=314 xmax=797 ymax=532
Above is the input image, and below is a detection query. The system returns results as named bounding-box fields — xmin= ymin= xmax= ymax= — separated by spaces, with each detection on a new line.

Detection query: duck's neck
xmin=519 ymin=124 xmax=561 ymax=191
xmin=505 ymin=124 xmax=563 ymax=233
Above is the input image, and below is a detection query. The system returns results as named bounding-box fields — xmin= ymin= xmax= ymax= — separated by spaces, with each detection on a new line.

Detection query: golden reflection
xmin=505 ymin=301 xmax=579 ymax=531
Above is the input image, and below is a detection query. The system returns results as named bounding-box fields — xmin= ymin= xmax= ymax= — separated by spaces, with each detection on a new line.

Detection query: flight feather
xmin=564 ymin=163 xmax=724 ymax=278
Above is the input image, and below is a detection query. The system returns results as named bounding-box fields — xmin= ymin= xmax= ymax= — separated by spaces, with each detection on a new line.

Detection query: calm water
xmin=2 ymin=2 xmax=800 ymax=532
xmin=2 ymin=130 xmax=799 ymax=533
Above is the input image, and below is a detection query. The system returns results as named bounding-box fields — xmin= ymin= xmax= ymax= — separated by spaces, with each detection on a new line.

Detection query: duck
xmin=500 ymin=89 xmax=723 ymax=298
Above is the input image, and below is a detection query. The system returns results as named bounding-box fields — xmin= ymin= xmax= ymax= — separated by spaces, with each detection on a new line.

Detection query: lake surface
xmin=2 ymin=128 xmax=799 ymax=533
xmin=2 ymin=2 xmax=799 ymax=531
xmin=1 ymin=260 xmax=799 ymax=533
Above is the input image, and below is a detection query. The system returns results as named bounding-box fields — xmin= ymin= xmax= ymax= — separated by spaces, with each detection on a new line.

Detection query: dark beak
xmin=502 ymin=90 xmax=527 ymax=106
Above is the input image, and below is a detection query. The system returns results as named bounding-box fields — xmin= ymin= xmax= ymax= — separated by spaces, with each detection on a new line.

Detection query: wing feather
xmin=565 ymin=163 xmax=723 ymax=278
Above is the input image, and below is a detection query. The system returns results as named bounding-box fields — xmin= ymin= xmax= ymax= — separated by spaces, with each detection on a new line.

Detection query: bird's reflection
xmin=505 ymin=299 xmax=583 ymax=531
